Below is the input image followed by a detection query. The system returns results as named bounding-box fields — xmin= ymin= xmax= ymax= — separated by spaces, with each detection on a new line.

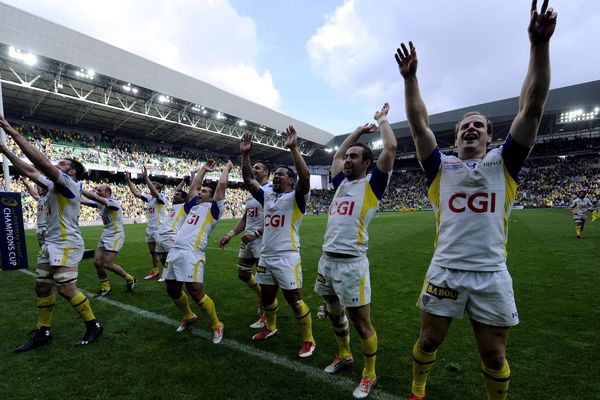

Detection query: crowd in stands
xmin=2 ymin=121 xmax=598 ymax=227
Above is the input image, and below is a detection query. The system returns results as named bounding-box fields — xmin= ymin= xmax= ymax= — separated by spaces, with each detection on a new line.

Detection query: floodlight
xmin=8 ymin=46 xmax=38 ymax=66
xmin=238 ymin=120 xmax=246 ymax=127
xmin=259 ymin=127 xmax=266 ymax=132
xmin=158 ymin=95 xmax=171 ymax=104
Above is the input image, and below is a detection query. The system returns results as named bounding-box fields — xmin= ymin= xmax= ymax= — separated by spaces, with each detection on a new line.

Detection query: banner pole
xmin=0 ymin=75 xmax=11 ymax=191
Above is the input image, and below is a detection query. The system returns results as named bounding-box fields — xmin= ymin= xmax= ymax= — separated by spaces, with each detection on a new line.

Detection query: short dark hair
xmin=254 ymin=160 xmax=272 ymax=176
xmin=176 ymin=189 xmax=188 ymax=198
xmin=348 ymin=143 xmax=374 ymax=170
xmin=277 ymin=165 xmax=296 ymax=185
xmin=454 ymin=111 xmax=494 ymax=137
xmin=65 ymin=158 xmax=85 ymax=180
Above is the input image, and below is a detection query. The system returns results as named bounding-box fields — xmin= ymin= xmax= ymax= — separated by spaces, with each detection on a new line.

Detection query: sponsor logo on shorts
xmin=425 ymin=283 xmax=458 ymax=300
xmin=256 ymin=266 xmax=266 ymax=274
xmin=421 ymin=295 xmax=430 ymax=306
xmin=316 ymin=273 xmax=326 ymax=284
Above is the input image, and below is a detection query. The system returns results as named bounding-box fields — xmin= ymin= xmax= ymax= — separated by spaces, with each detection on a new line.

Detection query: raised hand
xmin=283 ymin=126 xmax=297 ymax=149
xmin=124 ymin=171 xmax=132 ymax=181
xmin=356 ymin=123 xmax=377 ymax=136
xmin=224 ymin=160 xmax=234 ymax=172
xmin=240 ymin=132 xmax=253 ymax=155
xmin=395 ymin=41 xmax=418 ymax=79
xmin=528 ymin=0 xmax=557 ymax=43
xmin=141 ymin=166 xmax=148 ymax=179
xmin=0 ymin=117 xmax=19 ymax=136
xmin=202 ymin=159 xmax=216 ymax=172
xmin=374 ymin=102 xmax=390 ymax=123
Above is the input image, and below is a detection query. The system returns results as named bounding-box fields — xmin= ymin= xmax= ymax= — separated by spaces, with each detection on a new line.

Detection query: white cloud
xmin=4 ymin=0 xmax=281 ymax=109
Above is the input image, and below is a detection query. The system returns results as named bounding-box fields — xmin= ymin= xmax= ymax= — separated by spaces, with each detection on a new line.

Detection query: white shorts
xmin=238 ymin=237 xmax=261 ymax=259
xmin=417 ymin=264 xmax=519 ymax=327
xmin=256 ymin=252 xmax=302 ymax=290
xmin=37 ymin=243 xmax=84 ymax=268
xmin=146 ymin=230 xmax=159 ymax=243
xmin=98 ymin=233 xmax=125 ymax=253
xmin=314 ymin=254 xmax=371 ymax=307
xmin=156 ymin=236 xmax=175 ymax=254
xmin=165 ymin=248 xmax=206 ymax=283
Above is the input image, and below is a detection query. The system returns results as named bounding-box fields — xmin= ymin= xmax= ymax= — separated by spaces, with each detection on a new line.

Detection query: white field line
xmin=18 ymin=269 xmax=402 ymax=400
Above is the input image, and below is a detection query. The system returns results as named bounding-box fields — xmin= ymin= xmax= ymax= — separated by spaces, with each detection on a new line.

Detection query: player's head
xmin=578 ymin=191 xmax=586 ymax=198
xmin=253 ymin=160 xmax=272 ymax=184
xmin=198 ymin=184 xmax=215 ymax=203
xmin=343 ymin=143 xmax=374 ymax=180
xmin=152 ymin=181 xmax=163 ymax=192
xmin=95 ymin=185 xmax=112 ymax=198
xmin=173 ymin=189 xmax=187 ymax=204
xmin=272 ymin=166 xmax=296 ymax=193
xmin=454 ymin=112 xmax=493 ymax=160
xmin=57 ymin=158 xmax=85 ymax=180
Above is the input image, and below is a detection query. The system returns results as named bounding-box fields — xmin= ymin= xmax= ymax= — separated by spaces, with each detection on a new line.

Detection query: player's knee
xmin=54 ymin=271 xmax=78 ymax=288
xmin=481 ymin=352 xmax=506 ymax=371
xmin=418 ymin=336 xmax=441 ymax=353
xmin=34 ymin=271 xmax=54 ymax=295
xmin=326 ymin=300 xmax=348 ymax=327
xmin=93 ymin=258 xmax=102 ymax=268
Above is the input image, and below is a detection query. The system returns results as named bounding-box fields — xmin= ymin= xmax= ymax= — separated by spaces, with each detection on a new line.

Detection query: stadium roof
xmin=325 ymin=80 xmax=600 ymax=160
xmin=0 ymin=2 xmax=334 ymax=163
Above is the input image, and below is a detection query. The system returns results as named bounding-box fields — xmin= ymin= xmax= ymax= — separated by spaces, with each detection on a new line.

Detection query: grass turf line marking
xmin=18 ymin=269 xmax=402 ymax=400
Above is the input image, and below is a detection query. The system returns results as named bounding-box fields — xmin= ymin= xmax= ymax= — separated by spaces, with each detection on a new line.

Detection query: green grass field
xmin=0 ymin=209 xmax=598 ymax=400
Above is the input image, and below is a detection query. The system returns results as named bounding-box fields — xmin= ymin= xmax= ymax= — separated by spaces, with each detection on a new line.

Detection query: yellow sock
xmin=360 ymin=332 xmax=377 ymax=378
xmin=294 ymin=301 xmax=314 ymax=343
xmin=335 ymin=333 xmax=352 ymax=359
xmin=197 ymin=294 xmax=220 ymax=328
xmin=101 ymin=279 xmax=111 ymax=291
xmin=412 ymin=341 xmax=437 ymax=397
xmin=482 ymin=360 xmax=510 ymax=400
xmin=264 ymin=299 xmax=278 ymax=331
xmin=125 ymin=274 xmax=134 ymax=283
xmin=173 ymin=292 xmax=195 ymax=320
xmin=576 ymin=226 xmax=581 ymax=236
xmin=37 ymin=294 xmax=56 ymax=328
xmin=246 ymin=274 xmax=261 ymax=297
xmin=69 ymin=292 xmax=95 ymax=322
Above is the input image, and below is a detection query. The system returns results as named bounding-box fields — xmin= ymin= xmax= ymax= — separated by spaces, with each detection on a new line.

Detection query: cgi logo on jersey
xmin=265 ymin=214 xmax=285 ymax=227
xmin=329 ymin=200 xmax=355 ymax=216
xmin=448 ymin=192 xmax=496 ymax=213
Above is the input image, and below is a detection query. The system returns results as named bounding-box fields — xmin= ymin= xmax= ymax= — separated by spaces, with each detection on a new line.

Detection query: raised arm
xmin=188 ymin=159 xmax=215 ymax=201
xmin=0 ymin=141 xmax=41 ymax=182
xmin=125 ymin=172 xmax=142 ymax=199
xmin=396 ymin=42 xmax=437 ymax=161
xmin=240 ymin=133 xmax=261 ymax=196
xmin=374 ymin=103 xmax=397 ymax=172
xmin=509 ymin=0 xmax=557 ymax=148
xmin=142 ymin=166 xmax=161 ymax=199
xmin=213 ymin=160 xmax=233 ymax=202
xmin=82 ymin=189 xmax=107 ymax=206
xmin=20 ymin=177 xmax=40 ymax=200
xmin=331 ymin=123 xmax=377 ymax=177
xmin=284 ymin=126 xmax=310 ymax=195
xmin=0 ymin=117 xmax=61 ymax=181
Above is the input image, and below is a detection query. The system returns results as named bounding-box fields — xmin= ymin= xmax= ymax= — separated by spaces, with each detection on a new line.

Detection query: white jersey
xmin=88 ymin=198 xmax=124 ymax=236
xmin=244 ymin=183 xmax=271 ymax=232
xmin=253 ymin=186 xmax=309 ymax=258
xmin=323 ymin=166 xmax=391 ymax=256
xmin=37 ymin=173 xmax=83 ymax=247
xmin=570 ymin=197 xmax=593 ymax=220
xmin=36 ymin=192 xmax=49 ymax=230
xmin=158 ymin=202 xmax=187 ymax=241
xmin=421 ymin=136 xmax=529 ymax=272
xmin=141 ymin=193 xmax=167 ymax=234
xmin=171 ymin=200 xmax=225 ymax=252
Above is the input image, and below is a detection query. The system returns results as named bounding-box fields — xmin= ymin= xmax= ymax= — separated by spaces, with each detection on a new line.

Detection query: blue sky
xmin=4 ymin=0 xmax=600 ymax=136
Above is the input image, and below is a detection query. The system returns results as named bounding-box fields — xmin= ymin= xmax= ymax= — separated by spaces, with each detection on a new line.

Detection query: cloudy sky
xmin=4 ymin=0 xmax=599 ymax=135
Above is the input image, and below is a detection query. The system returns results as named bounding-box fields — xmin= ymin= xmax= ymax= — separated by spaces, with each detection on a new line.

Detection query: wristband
xmin=253 ymin=230 xmax=262 ymax=238
xmin=226 ymin=230 xmax=236 ymax=238
xmin=377 ymin=116 xmax=389 ymax=125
